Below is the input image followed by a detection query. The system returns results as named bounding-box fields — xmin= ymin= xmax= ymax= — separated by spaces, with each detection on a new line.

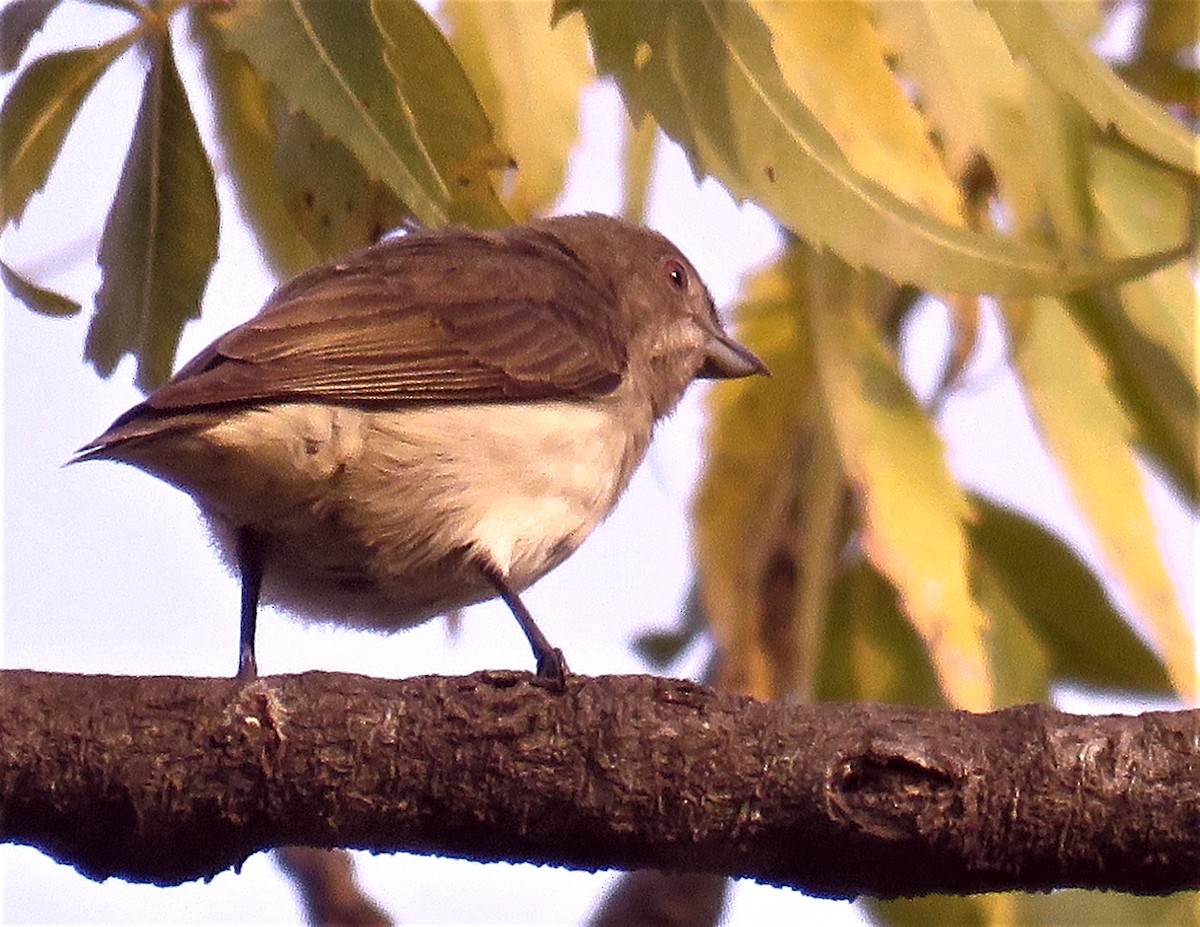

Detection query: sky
xmin=1 ymin=3 xmax=1193 ymax=925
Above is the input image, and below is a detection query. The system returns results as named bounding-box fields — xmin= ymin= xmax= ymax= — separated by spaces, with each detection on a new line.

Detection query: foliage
xmin=2 ymin=0 xmax=1196 ymax=923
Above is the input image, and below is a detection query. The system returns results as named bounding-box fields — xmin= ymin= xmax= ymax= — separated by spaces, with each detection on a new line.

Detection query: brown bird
xmin=76 ymin=214 xmax=766 ymax=684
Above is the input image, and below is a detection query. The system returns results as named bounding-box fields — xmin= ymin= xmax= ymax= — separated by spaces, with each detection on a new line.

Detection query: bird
xmin=75 ymin=214 xmax=767 ymax=685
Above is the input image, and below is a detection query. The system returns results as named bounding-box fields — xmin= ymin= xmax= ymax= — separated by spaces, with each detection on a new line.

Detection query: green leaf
xmin=0 ymin=36 xmax=133 ymax=226
xmin=972 ymin=559 xmax=1053 ymax=706
xmin=806 ymin=255 xmax=992 ymax=709
xmin=970 ymin=496 xmax=1172 ymax=695
xmin=982 ymin=0 xmax=1200 ymax=176
xmin=271 ymin=103 xmax=409 ymax=260
xmin=204 ymin=0 xmax=449 ymax=226
xmin=752 ymin=0 xmax=963 ymax=225
xmin=444 ymin=0 xmax=590 ymax=222
xmin=371 ymin=0 xmax=510 ymax=227
xmin=694 ymin=245 xmax=820 ymax=699
xmin=1010 ymin=296 xmax=1196 ymax=699
xmin=817 ymin=560 xmax=945 ymax=708
xmin=559 ymin=0 xmax=1170 ymax=295
xmin=0 ymin=0 xmax=61 ymax=73
xmin=188 ymin=9 xmax=319 ymax=278
xmin=1 ymin=258 xmax=80 ymax=316
xmin=86 ymin=32 xmax=219 ymax=391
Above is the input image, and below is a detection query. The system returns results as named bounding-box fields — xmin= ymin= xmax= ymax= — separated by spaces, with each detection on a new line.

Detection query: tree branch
xmin=1 ymin=670 xmax=1196 ymax=899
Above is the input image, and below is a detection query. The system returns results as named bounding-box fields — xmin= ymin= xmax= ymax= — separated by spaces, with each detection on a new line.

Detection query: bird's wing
xmin=141 ymin=225 xmax=627 ymax=415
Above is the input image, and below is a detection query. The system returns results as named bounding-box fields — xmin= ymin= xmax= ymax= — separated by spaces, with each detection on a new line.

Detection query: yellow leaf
xmin=1011 ymin=296 xmax=1197 ymax=700
xmin=808 ymin=258 xmax=992 ymax=710
xmin=751 ymin=0 xmax=962 ymax=225
xmin=875 ymin=0 xmax=1044 ymax=233
xmin=444 ymin=0 xmax=591 ymax=221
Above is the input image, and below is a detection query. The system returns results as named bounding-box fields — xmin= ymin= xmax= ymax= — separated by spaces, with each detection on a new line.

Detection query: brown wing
xmin=139 ymin=224 xmax=626 ymax=416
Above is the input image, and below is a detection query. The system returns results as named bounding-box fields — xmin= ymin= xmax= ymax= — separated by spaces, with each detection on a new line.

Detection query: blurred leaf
xmin=620 ymin=110 xmax=657 ymax=225
xmin=559 ymin=0 xmax=1171 ymax=296
xmin=371 ymin=0 xmax=511 ymax=227
xmin=1016 ymin=890 xmax=1200 ymax=927
xmin=970 ymin=496 xmax=1172 ymax=695
xmin=1090 ymin=145 xmax=1194 ymax=383
xmin=695 ymin=245 xmax=816 ymax=699
xmin=1022 ymin=73 xmax=1093 ymax=252
xmin=983 ymin=0 xmax=1200 ymax=176
xmin=204 ymin=0 xmax=449 ymax=226
xmin=874 ymin=0 xmax=1043 ymax=233
xmin=751 ymin=0 xmax=963 ymax=225
xmin=817 ymin=560 xmax=944 ymax=708
xmin=444 ymin=0 xmax=590 ymax=222
xmin=807 ymin=256 xmax=992 ymax=710
xmin=272 ymin=103 xmax=408 ymax=259
xmin=633 ymin=584 xmax=707 ymax=669
xmin=0 ymin=35 xmax=133 ymax=226
xmin=869 ymin=894 xmax=1017 ymax=927
xmin=0 ymin=0 xmax=60 ymax=73
xmin=1010 ymin=296 xmax=1196 ymax=699
xmin=0 ymin=258 xmax=80 ymax=316
xmin=188 ymin=10 xmax=319 ymax=278
xmin=972 ymin=559 xmax=1052 ymax=706
xmin=86 ymin=32 xmax=218 ymax=391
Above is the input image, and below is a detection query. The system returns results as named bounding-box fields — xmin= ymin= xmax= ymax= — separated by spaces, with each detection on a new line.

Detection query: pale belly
xmin=142 ymin=399 xmax=651 ymax=631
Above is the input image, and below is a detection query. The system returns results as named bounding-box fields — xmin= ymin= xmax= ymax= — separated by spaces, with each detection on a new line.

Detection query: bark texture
xmin=1 ymin=669 xmax=1196 ymax=899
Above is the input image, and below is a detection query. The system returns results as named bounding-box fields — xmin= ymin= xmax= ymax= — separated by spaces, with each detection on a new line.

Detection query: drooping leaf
xmin=972 ymin=559 xmax=1053 ymax=706
xmin=0 ymin=35 xmax=133 ymax=226
xmin=203 ymin=0 xmax=449 ymax=226
xmin=1021 ymin=73 xmax=1093 ymax=252
xmin=1009 ymin=296 xmax=1196 ymax=699
xmin=970 ymin=495 xmax=1173 ymax=695
xmin=1 ymin=258 xmax=80 ymax=316
xmin=0 ymin=0 xmax=61 ymax=73
xmin=874 ymin=0 xmax=1043 ymax=233
xmin=1089 ymin=144 xmax=1195 ymax=384
xmin=982 ymin=0 xmax=1200 ymax=176
xmin=694 ymin=245 xmax=818 ymax=699
xmin=370 ymin=0 xmax=511 ymax=227
xmin=86 ymin=32 xmax=219 ymax=391
xmin=817 ymin=560 xmax=944 ymax=708
xmin=807 ymin=255 xmax=992 ymax=710
xmin=558 ymin=0 xmax=1174 ymax=296
xmin=271 ymin=103 xmax=409 ymax=259
xmin=444 ymin=0 xmax=590 ymax=222
xmin=188 ymin=9 xmax=319 ymax=278
xmin=751 ymin=0 xmax=963 ymax=225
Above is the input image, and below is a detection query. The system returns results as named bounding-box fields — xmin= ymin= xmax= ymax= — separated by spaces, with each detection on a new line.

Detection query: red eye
xmin=663 ymin=258 xmax=688 ymax=291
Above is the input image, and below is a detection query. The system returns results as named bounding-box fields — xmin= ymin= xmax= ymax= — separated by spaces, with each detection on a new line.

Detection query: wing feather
xmin=142 ymin=225 xmax=626 ymax=414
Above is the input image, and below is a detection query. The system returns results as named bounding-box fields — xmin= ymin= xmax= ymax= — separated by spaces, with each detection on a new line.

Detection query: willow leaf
xmin=204 ymin=0 xmax=448 ymax=226
xmin=807 ymin=258 xmax=992 ymax=710
xmin=1010 ymin=297 xmax=1196 ymax=699
xmin=983 ymin=0 xmax=1200 ymax=175
xmin=86 ymin=33 xmax=219 ymax=391
xmin=189 ymin=10 xmax=320 ymax=278
xmin=0 ymin=36 xmax=133 ymax=226
xmin=371 ymin=0 xmax=510 ymax=227
xmin=444 ymin=0 xmax=590 ymax=222
xmin=694 ymin=246 xmax=815 ymax=699
xmin=0 ymin=0 xmax=61 ymax=73
xmin=1 ymin=258 xmax=80 ymax=316
xmin=752 ymin=0 xmax=962 ymax=225
xmin=559 ymin=0 xmax=1176 ymax=296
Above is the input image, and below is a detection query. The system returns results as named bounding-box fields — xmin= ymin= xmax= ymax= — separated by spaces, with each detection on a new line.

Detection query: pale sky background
xmin=1 ymin=3 xmax=1193 ymax=925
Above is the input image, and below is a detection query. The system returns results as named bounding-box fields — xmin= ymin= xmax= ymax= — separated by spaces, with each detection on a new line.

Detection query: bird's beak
xmin=697 ymin=330 xmax=769 ymax=379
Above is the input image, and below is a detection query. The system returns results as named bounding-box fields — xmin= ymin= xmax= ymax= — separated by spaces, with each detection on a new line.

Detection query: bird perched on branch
xmin=77 ymin=214 xmax=766 ymax=685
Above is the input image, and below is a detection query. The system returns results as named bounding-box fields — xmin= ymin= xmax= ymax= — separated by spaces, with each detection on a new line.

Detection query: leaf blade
xmin=0 ymin=36 xmax=133 ymax=226
xmin=86 ymin=32 xmax=219 ymax=390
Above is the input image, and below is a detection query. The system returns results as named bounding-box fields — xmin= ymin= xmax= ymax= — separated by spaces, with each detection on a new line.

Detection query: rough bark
xmin=1 ymin=669 xmax=1196 ymax=899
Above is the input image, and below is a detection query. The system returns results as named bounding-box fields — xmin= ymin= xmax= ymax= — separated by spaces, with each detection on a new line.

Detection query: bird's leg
xmin=478 ymin=562 xmax=569 ymax=689
xmin=235 ymin=527 xmax=267 ymax=680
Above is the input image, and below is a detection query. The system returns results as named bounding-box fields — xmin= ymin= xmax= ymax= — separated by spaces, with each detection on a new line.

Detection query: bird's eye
xmin=663 ymin=258 xmax=688 ymax=291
